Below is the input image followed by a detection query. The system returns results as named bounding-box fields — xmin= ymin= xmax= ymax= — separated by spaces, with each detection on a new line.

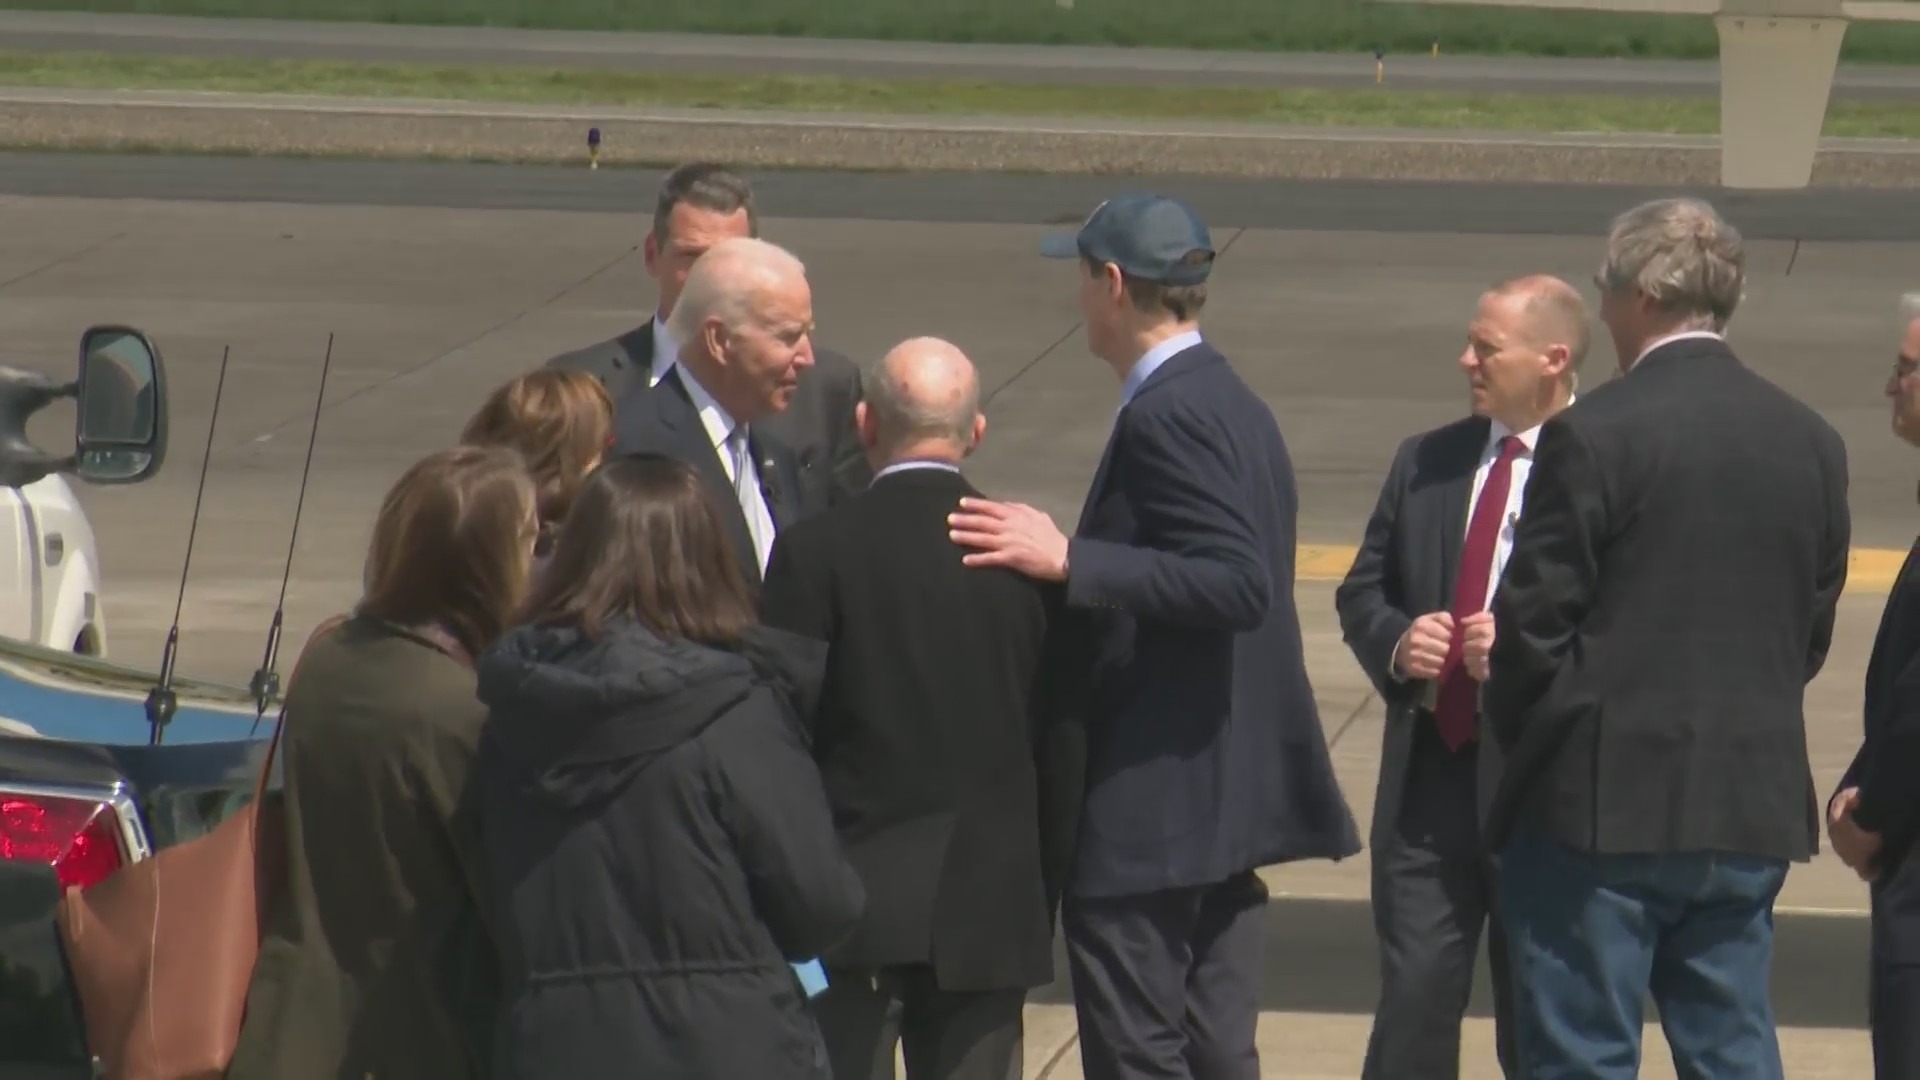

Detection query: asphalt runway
xmin=5 ymin=9 xmax=1920 ymax=102
xmin=0 ymin=156 xmax=1899 ymax=1030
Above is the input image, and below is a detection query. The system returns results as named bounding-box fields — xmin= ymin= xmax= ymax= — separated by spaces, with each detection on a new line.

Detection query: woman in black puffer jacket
xmin=473 ymin=454 xmax=865 ymax=1080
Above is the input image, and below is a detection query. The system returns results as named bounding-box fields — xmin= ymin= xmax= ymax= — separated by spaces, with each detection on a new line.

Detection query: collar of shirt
xmin=1119 ymin=329 xmax=1204 ymax=411
xmin=649 ymin=314 xmax=678 ymax=386
xmin=1631 ymin=329 xmax=1723 ymax=371
xmin=674 ymin=362 xmax=743 ymax=464
xmin=1486 ymin=392 xmax=1576 ymax=455
xmin=872 ymin=459 xmax=962 ymax=485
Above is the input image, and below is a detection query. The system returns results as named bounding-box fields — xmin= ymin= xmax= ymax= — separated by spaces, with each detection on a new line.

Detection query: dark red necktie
xmin=1433 ymin=434 xmax=1525 ymax=750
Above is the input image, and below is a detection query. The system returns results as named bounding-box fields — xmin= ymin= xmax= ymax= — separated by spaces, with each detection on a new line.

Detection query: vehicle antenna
xmin=145 ymin=343 xmax=231 ymax=746
xmin=247 ymin=333 xmax=333 ymax=736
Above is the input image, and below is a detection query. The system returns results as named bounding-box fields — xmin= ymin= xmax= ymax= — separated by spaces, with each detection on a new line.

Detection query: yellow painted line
xmin=1296 ymin=544 xmax=1911 ymax=594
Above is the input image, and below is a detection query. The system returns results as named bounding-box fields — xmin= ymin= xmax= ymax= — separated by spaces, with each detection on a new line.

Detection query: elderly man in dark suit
xmin=949 ymin=193 xmax=1361 ymax=1080
xmin=545 ymin=162 xmax=872 ymax=503
xmin=1484 ymin=197 xmax=1851 ymax=1080
xmin=760 ymin=335 xmax=1080 ymax=1080
xmin=608 ymin=235 xmax=829 ymax=589
xmin=1828 ymin=291 xmax=1920 ymax=1079
xmin=1335 ymin=274 xmax=1589 ymax=1080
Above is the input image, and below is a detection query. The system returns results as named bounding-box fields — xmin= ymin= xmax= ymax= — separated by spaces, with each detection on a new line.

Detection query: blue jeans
xmin=1497 ymin=828 xmax=1790 ymax=1080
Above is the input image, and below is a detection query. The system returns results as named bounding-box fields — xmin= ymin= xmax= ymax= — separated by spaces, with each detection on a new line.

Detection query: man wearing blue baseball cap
xmin=949 ymin=193 xmax=1361 ymax=1078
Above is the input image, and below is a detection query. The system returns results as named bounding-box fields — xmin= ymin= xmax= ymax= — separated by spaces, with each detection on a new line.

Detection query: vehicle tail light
xmin=0 ymin=789 xmax=129 ymax=890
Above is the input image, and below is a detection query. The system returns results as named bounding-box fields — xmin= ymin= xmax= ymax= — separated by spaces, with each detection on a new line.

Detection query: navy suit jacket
xmin=1061 ymin=340 xmax=1361 ymax=900
xmin=608 ymin=367 xmax=823 ymax=589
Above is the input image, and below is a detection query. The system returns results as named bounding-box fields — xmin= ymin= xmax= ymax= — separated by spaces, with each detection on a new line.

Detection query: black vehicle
xmin=0 ymin=327 xmax=276 ymax=1079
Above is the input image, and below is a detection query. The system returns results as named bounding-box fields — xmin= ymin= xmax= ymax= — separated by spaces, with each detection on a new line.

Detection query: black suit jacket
xmin=546 ymin=320 xmax=873 ymax=504
xmin=1835 ymin=536 xmax=1920 ymax=962
xmin=1061 ymin=341 xmax=1361 ymax=900
xmin=758 ymin=465 xmax=1081 ymax=992
xmin=606 ymin=367 xmax=821 ymax=588
xmin=1335 ymin=415 xmax=1506 ymax=853
xmin=1484 ymin=336 xmax=1851 ymax=860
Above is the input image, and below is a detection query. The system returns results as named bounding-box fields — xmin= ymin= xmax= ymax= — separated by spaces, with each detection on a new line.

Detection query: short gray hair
xmin=1901 ymin=291 xmax=1920 ymax=327
xmin=666 ymin=237 xmax=806 ymax=349
xmin=862 ymin=338 xmax=980 ymax=451
xmin=1597 ymin=197 xmax=1745 ymax=332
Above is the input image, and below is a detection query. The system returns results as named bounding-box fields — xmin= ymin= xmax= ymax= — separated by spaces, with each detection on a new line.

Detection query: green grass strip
xmin=8 ymin=0 xmax=1920 ymax=63
xmin=4 ymin=51 xmax=1920 ymax=138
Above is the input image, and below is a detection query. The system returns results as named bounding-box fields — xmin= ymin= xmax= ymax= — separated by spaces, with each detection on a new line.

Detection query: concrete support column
xmin=1715 ymin=14 xmax=1848 ymax=189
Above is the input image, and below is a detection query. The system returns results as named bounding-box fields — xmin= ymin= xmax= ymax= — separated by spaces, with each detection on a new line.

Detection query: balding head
xmin=1489 ymin=273 xmax=1592 ymax=380
xmin=668 ymin=237 xmax=816 ymax=422
xmin=857 ymin=336 xmax=986 ymax=465
xmin=1461 ymin=273 xmax=1589 ymax=431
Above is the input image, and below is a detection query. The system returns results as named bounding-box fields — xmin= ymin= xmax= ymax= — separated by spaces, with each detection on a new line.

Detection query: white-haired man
xmin=1482 ymin=197 xmax=1851 ymax=1079
xmin=608 ymin=235 xmax=827 ymax=588
xmin=546 ymin=162 xmax=873 ymax=503
xmin=1829 ymin=292 xmax=1920 ymax=1079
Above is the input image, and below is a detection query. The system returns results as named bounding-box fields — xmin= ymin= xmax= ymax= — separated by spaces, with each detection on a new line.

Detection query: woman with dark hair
xmin=474 ymin=453 xmax=865 ymax=1080
xmin=228 ymin=444 xmax=539 ymax=1080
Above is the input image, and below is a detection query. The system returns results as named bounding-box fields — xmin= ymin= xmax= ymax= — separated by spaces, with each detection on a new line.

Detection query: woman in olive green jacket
xmin=227 ymin=444 xmax=538 ymax=1080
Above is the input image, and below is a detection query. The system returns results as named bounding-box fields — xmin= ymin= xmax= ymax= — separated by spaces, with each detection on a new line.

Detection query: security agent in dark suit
xmin=760 ymin=336 xmax=1081 ymax=1080
xmin=608 ymin=236 xmax=829 ymax=590
xmin=1829 ymin=293 xmax=1920 ymax=1079
xmin=544 ymin=162 xmax=873 ymax=503
xmin=1334 ymin=274 xmax=1589 ymax=1080
xmin=1484 ymin=198 xmax=1851 ymax=1079
xmin=949 ymin=194 xmax=1361 ymax=1080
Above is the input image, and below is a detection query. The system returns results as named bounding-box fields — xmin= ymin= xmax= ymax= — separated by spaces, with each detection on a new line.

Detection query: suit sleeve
xmin=1850 ymin=647 xmax=1920 ymax=842
xmin=1064 ymin=407 xmax=1271 ymax=631
xmin=711 ymin=696 xmax=866 ymax=960
xmin=825 ymin=356 xmax=874 ymax=503
xmin=1029 ymin=590 xmax=1087 ymax=922
xmin=760 ymin=529 xmax=834 ymax=645
xmin=1806 ymin=429 xmax=1852 ymax=683
xmin=1334 ymin=437 xmax=1419 ymax=702
xmin=1484 ymin=416 xmax=1608 ymax=751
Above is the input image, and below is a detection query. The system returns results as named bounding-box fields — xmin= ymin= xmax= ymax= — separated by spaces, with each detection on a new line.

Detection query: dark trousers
xmin=1361 ymin=722 xmax=1515 ymax=1080
xmin=815 ymin=963 xmax=1025 ymax=1080
xmin=1062 ymin=869 xmax=1268 ymax=1080
xmin=1498 ymin=827 xmax=1789 ymax=1080
xmin=1871 ymin=964 xmax=1920 ymax=1078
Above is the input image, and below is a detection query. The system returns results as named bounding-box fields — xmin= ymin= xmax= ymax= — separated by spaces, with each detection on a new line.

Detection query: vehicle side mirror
xmin=74 ymin=326 xmax=167 ymax=484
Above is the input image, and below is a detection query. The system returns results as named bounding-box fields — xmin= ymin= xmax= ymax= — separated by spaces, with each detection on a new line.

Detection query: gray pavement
xmin=3 ymin=9 xmax=1920 ymax=101
xmin=0 ymin=164 xmax=1899 ymax=1064
xmin=5 ymin=150 xmax=1920 ymax=239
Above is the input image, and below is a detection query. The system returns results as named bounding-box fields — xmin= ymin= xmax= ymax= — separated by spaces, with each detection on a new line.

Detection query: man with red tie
xmin=1334 ymin=274 xmax=1589 ymax=1080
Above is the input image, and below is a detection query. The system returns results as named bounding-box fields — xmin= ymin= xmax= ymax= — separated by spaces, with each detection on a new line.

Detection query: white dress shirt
xmin=676 ymin=363 xmax=778 ymax=572
xmin=1464 ymin=411 xmax=1553 ymax=611
xmin=648 ymin=315 xmax=678 ymax=386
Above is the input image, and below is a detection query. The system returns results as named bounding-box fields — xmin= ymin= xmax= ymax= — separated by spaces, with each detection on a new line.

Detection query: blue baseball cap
xmin=1038 ymin=193 xmax=1215 ymax=286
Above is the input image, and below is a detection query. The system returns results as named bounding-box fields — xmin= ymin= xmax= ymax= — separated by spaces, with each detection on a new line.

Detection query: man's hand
xmin=1393 ymin=612 xmax=1455 ymax=680
xmin=1828 ymin=786 xmax=1883 ymax=882
xmin=1460 ymin=611 xmax=1496 ymax=682
xmin=947 ymin=497 xmax=1070 ymax=582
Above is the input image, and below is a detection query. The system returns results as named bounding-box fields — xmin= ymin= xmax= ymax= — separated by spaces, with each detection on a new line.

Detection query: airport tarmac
xmin=0 ymin=156 xmax=1903 ymax=1072
xmin=5 ymin=9 xmax=1920 ymax=102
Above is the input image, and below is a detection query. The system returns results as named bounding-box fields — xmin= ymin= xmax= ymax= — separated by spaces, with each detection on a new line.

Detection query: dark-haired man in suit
xmin=545 ymin=161 xmax=872 ymax=503
xmin=760 ymin=335 xmax=1079 ymax=1080
xmin=949 ymin=193 xmax=1361 ymax=1080
xmin=608 ymin=235 xmax=828 ymax=589
xmin=1335 ymin=273 xmax=1589 ymax=1080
